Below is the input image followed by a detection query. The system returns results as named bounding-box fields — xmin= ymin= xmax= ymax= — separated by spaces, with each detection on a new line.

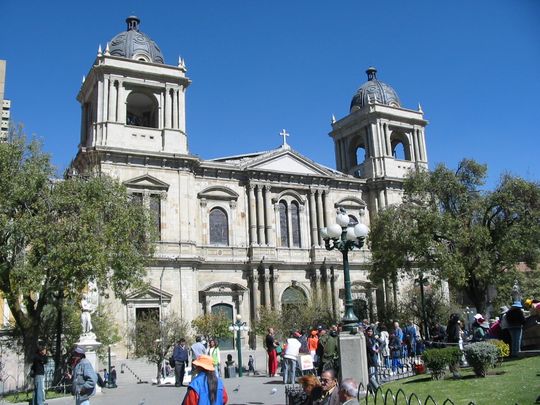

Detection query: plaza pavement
xmin=23 ymin=373 xmax=289 ymax=405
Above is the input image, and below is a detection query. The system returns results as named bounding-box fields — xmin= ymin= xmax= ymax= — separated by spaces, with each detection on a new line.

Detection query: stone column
xmin=178 ymin=86 xmax=186 ymax=133
xmin=265 ymin=272 xmax=272 ymax=307
xmin=165 ymin=87 xmax=172 ymax=128
xmin=309 ymin=189 xmax=317 ymax=247
xmin=316 ymin=190 xmax=324 ymax=245
xmin=172 ymin=88 xmax=179 ymax=129
xmin=249 ymin=269 xmax=259 ymax=321
xmin=261 ymin=269 xmax=269 ymax=307
xmin=117 ymin=81 xmax=126 ymax=124
xmin=248 ymin=185 xmax=257 ymax=245
xmin=271 ymin=269 xmax=279 ymax=309
xmin=102 ymin=77 xmax=109 ymax=122
xmin=96 ymin=79 xmax=104 ymax=123
xmin=264 ymin=186 xmax=274 ymax=246
xmin=412 ymin=130 xmax=420 ymax=162
xmin=256 ymin=185 xmax=265 ymax=245
xmin=108 ymin=79 xmax=117 ymax=122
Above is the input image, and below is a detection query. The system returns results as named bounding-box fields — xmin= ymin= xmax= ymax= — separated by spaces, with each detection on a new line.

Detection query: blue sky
xmin=1 ymin=0 xmax=538 ymax=188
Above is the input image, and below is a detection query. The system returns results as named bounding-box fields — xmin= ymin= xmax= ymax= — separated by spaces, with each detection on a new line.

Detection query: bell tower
xmin=330 ymin=67 xmax=428 ymax=211
xmin=77 ymin=16 xmax=191 ymax=155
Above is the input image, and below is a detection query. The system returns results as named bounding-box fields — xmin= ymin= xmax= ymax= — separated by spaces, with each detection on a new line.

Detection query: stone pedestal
xmin=338 ymin=332 xmax=368 ymax=391
xmin=76 ymin=333 xmax=102 ymax=393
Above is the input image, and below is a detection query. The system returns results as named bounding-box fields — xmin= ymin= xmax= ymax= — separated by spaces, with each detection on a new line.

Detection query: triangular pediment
xmin=124 ymin=174 xmax=169 ymax=191
xmin=126 ymin=285 xmax=173 ymax=301
xmin=248 ymin=149 xmax=331 ymax=176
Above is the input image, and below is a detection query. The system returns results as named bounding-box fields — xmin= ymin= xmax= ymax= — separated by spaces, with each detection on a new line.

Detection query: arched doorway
xmin=281 ymin=286 xmax=307 ymax=312
xmin=211 ymin=303 xmax=234 ymax=350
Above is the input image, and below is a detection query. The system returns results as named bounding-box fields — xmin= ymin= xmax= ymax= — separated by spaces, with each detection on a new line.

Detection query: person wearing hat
xmin=506 ymin=301 xmax=526 ymax=357
xmin=66 ymin=346 xmax=97 ymax=405
xmin=182 ymin=354 xmax=228 ymax=405
xmin=471 ymin=314 xmax=488 ymax=342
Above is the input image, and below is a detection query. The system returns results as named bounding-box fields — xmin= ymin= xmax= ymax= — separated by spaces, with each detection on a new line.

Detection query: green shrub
xmin=463 ymin=342 xmax=498 ymax=377
xmin=422 ymin=347 xmax=462 ymax=380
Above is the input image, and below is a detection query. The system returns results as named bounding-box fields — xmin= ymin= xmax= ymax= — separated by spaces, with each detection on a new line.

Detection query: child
xmin=248 ymin=355 xmax=255 ymax=375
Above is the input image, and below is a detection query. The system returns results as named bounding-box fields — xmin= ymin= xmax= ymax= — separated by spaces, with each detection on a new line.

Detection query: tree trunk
xmin=53 ymin=292 xmax=65 ymax=385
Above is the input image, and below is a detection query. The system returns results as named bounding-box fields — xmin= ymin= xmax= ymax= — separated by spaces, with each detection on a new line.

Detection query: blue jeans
xmin=508 ymin=327 xmax=522 ymax=356
xmin=32 ymin=374 xmax=45 ymax=405
xmin=283 ymin=357 xmax=297 ymax=384
xmin=76 ymin=400 xmax=90 ymax=405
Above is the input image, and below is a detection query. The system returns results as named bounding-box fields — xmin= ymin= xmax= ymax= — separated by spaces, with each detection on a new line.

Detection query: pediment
xmin=335 ymin=197 xmax=367 ymax=210
xmin=198 ymin=186 xmax=239 ymax=201
xmin=126 ymin=285 xmax=173 ymax=302
xmin=124 ymin=174 xmax=170 ymax=191
xmin=249 ymin=151 xmax=330 ymax=176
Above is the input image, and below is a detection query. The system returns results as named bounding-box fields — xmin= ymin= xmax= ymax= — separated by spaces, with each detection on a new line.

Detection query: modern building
xmin=71 ymin=16 xmax=428 ymax=353
xmin=0 ymin=60 xmax=11 ymax=141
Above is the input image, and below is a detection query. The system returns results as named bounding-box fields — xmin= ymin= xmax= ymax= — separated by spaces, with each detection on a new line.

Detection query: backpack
xmin=169 ymin=356 xmax=176 ymax=367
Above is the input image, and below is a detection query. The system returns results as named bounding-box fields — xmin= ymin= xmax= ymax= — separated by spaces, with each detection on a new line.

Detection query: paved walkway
xmin=30 ymin=374 xmax=289 ymax=405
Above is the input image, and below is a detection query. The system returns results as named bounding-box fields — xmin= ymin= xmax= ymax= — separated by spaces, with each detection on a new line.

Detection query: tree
xmin=129 ymin=312 xmax=190 ymax=381
xmin=0 ymin=129 xmax=155 ymax=369
xmin=191 ymin=313 xmax=232 ymax=342
xmin=370 ymin=159 xmax=540 ymax=314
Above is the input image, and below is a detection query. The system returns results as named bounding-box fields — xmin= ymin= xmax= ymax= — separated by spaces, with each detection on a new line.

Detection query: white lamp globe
xmin=345 ymin=227 xmax=357 ymax=241
xmin=327 ymin=224 xmax=342 ymax=238
xmin=336 ymin=212 xmax=350 ymax=227
xmin=320 ymin=227 xmax=329 ymax=239
xmin=354 ymin=223 xmax=369 ymax=238
xmin=236 ymin=314 xmax=242 ymax=321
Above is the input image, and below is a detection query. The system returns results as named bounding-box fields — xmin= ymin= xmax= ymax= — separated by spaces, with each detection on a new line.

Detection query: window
xmin=131 ymin=192 xmax=143 ymax=205
xmin=279 ymin=201 xmax=289 ymax=247
xmin=209 ymin=207 xmax=228 ymax=246
xmin=149 ymin=194 xmax=161 ymax=241
xmin=291 ymin=201 xmax=301 ymax=247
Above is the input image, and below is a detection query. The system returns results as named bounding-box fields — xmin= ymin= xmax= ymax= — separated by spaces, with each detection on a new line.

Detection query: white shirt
xmin=284 ymin=338 xmax=301 ymax=360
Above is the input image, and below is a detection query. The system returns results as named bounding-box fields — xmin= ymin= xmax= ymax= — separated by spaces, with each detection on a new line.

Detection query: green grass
xmin=367 ymin=356 xmax=540 ymax=405
xmin=1 ymin=389 xmax=70 ymax=403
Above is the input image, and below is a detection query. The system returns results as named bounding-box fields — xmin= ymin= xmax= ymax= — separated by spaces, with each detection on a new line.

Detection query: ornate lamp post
xmin=415 ymin=273 xmax=429 ymax=340
xmin=321 ymin=208 xmax=369 ymax=333
xmin=229 ymin=314 xmax=248 ymax=377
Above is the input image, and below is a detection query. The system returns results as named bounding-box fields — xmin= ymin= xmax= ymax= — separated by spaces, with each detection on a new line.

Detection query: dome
xmin=350 ymin=67 xmax=400 ymax=111
xmin=108 ymin=16 xmax=164 ymax=64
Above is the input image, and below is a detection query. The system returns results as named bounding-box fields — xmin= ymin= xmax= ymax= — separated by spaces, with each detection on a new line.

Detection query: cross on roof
xmin=279 ymin=129 xmax=290 ymax=146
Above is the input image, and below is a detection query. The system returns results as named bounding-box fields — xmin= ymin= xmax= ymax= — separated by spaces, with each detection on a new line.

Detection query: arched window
xmin=390 ymin=132 xmax=411 ymax=161
xmin=279 ymin=201 xmax=289 ymax=247
xmin=126 ymin=91 xmax=158 ymax=128
xmin=209 ymin=208 xmax=228 ymax=246
xmin=291 ymin=201 xmax=301 ymax=247
xmin=281 ymin=286 xmax=307 ymax=311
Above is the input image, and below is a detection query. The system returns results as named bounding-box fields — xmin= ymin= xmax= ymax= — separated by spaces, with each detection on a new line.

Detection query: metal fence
xmin=358 ymin=384 xmax=477 ymax=405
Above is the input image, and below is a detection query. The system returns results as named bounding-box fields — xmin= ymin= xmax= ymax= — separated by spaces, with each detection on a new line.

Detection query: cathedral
xmin=71 ymin=16 xmax=428 ymax=352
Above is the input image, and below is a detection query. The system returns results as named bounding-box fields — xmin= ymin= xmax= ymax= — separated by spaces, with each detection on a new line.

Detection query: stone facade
xmin=70 ymin=18 xmax=428 ymax=354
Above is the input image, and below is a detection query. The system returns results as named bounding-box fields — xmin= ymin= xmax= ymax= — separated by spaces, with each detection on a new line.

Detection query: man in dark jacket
xmin=506 ymin=301 xmax=526 ymax=356
xmin=67 ymin=346 xmax=97 ymax=405
xmin=172 ymin=339 xmax=189 ymax=386
xmin=31 ymin=345 xmax=47 ymax=405
xmin=365 ymin=327 xmax=381 ymax=392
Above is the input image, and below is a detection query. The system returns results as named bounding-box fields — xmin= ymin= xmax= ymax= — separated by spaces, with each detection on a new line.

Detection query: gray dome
xmin=108 ymin=16 xmax=164 ymax=64
xmin=350 ymin=67 xmax=400 ymax=111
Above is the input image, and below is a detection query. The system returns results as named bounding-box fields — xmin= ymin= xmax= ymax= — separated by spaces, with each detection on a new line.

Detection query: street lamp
xmin=320 ymin=208 xmax=369 ymax=333
xmin=228 ymin=314 xmax=248 ymax=377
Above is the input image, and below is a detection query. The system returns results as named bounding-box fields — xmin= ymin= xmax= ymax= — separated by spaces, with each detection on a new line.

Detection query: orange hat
xmin=193 ymin=355 xmax=215 ymax=371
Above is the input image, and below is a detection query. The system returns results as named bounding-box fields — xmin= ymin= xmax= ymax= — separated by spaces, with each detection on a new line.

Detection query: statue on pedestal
xmin=80 ymin=280 xmax=98 ymax=337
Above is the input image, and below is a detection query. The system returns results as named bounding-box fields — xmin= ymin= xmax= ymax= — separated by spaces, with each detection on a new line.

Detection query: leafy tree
xmin=0 ymin=129 xmax=154 ymax=369
xmin=130 ymin=312 xmax=190 ymax=381
xmin=370 ymin=159 xmax=540 ymax=314
xmin=191 ymin=313 xmax=232 ymax=342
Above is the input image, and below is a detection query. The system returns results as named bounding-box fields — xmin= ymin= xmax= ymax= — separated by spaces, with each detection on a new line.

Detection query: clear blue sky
xmin=1 ymin=0 xmax=538 ymax=188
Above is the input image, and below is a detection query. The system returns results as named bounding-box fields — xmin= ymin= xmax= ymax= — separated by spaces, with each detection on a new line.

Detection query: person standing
xmin=173 ymin=339 xmax=189 ymax=387
xmin=283 ymin=332 xmax=301 ymax=384
xmin=506 ymin=301 xmax=526 ymax=357
xmin=365 ymin=327 xmax=380 ymax=392
xmin=307 ymin=330 xmax=319 ymax=362
xmin=191 ymin=337 xmax=207 ymax=362
xmin=31 ymin=345 xmax=47 ymax=405
xmin=265 ymin=328 xmax=278 ymax=377
xmin=378 ymin=326 xmax=390 ymax=369
xmin=67 ymin=346 xmax=97 ymax=405
xmin=207 ymin=339 xmax=221 ymax=377
xmin=109 ymin=365 xmax=117 ymax=388
xmin=182 ymin=355 xmax=228 ymax=405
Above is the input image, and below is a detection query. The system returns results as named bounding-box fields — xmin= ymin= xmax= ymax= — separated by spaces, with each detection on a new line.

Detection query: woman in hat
xmin=182 ymin=354 xmax=228 ymax=405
